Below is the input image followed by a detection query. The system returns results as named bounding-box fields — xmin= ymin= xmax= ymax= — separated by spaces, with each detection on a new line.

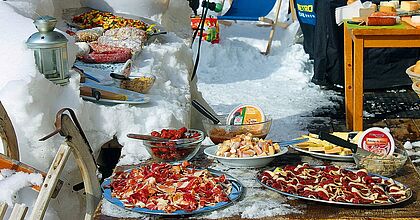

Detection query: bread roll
xmin=414 ymin=61 xmax=420 ymax=74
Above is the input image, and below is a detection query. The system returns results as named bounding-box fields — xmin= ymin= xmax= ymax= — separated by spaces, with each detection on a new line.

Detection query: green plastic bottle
xmin=214 ymin=3 xmax=223 ymax=13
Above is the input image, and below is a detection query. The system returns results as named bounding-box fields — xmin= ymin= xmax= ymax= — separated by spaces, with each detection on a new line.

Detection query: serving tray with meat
xmin=257 ymin=163 xmax=412 ymax=206
xmin=102 ymin=161 xmax=243 ymax=215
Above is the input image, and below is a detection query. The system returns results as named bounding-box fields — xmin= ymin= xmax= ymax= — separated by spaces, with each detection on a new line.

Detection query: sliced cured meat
xmin=110 ymin=162 xmax=232 ymax=213
xmin=258 ymin=163 xmax=409 ymax=205
xmin=78 ymin=43 xmax=132 ymax=63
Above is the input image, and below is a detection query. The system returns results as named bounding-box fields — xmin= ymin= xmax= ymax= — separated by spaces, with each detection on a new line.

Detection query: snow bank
xmin=0 ymin=169 xmax=43 ymax=206
xmin=0 ymin=1 xmax=193 ymax=219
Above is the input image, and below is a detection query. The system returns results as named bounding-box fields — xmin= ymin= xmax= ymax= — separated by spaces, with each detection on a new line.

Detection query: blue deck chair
xmin=217 ymin=0 xmax=296 ymax=54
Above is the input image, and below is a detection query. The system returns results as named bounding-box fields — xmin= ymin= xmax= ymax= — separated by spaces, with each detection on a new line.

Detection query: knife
xmin=274 ymin=138 xmax=309 ymax=147
xmin=318 ymin=131 xmax=378 ymax=157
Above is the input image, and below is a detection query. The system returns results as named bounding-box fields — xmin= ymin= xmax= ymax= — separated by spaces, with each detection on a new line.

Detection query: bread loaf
xmin=414 ymin=61 xmax=420 ymax=74
xmin=367 ymin=16 xmax=397 ymax=26
xmin=379 ymin=5 xmax=396 ymax=13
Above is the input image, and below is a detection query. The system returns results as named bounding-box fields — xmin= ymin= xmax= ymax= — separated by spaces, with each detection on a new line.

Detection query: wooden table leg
xmin=344 ymin=24 xmax=353 ymax=130
xmin=353 ymin=36 xmax=364 ymax=131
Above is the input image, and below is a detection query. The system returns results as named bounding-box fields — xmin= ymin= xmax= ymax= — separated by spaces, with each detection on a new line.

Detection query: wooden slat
xmin=352 ymin=36 xmax=364 ymax=131
xmin=8 ymin=203 xmax=27 ymax=220
xmin=29 ymin=143 xmax=71 ymax=220
xmin=0 ymin=203 xmax=8 ymax=219
xmin=363 ymin=36 xmax=420 ymax=48
xmin=0 ymin=153 xmax=63 ymax=196
xmin=344 ymin=23 xmax=354 ymax=130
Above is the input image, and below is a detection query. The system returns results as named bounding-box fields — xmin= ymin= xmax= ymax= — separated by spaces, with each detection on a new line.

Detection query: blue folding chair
xmin=217 ymin=0 xmax=295 ymax=54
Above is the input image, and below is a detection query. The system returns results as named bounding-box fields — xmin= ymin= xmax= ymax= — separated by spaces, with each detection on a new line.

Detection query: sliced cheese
xmin=325 ymin=147 xmax=344 ymax=154
xmin=308 ymin=146 xmax=326 ymax=152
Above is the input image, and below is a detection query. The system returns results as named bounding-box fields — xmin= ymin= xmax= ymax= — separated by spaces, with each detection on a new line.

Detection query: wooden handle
xmin=80 ymin=86 xmax=128 ymax=101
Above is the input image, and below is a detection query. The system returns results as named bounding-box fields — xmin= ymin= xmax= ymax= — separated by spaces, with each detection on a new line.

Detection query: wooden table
xmin=344 ymin=21 xmax=420 ymax=131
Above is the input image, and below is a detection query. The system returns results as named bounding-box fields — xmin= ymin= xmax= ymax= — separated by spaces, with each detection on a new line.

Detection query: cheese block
xmin=379 ymin=5 xmax=396 ymax=13
xmin=308 ymin=146 xmax=326 ymax=152
xmin=401 ymin=1 xmax=420 ymax=11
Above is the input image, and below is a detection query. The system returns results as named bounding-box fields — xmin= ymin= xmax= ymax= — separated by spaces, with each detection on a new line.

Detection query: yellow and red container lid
xmin=227 ymin=104 xmax=265 ymax=125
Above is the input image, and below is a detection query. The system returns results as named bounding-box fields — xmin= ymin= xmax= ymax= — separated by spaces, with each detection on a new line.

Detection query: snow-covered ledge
xmin=0 ymin=1 xmax=194 ymax=219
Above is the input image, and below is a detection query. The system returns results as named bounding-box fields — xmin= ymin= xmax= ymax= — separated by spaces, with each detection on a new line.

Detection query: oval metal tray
xmin=257 ymin=167 xmax=413 ymax=207
xmin=289 ymin=144 xmax=354 ymax=162
xmin=102 ymin=168 xmax=244 ymax=216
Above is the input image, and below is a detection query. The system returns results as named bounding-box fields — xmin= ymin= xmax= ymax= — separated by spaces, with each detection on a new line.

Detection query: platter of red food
xmin=102 ymin=162 xmax=243 ymax=215
xmin=257 ymin=163 xmax=412 ymax=206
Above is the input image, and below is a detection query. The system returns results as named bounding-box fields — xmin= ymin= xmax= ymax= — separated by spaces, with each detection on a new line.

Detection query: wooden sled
xmin=0 ymin=104 xmax=100 ymax=220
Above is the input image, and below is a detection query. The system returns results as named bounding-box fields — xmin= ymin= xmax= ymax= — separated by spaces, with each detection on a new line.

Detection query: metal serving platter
xmin=257 ymin=167 xmax=413 ymax=207
xmin=101 ymin=168 xmax=244 ymax=216
xmin=289 ymin=144 xmax=354 ymax=162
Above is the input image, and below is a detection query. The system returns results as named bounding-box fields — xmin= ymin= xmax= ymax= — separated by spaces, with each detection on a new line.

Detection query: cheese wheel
xmin=401 ymin=1 xmax=420 ymax=11
xmin=412 ymin=15 xmax=420 ymax=24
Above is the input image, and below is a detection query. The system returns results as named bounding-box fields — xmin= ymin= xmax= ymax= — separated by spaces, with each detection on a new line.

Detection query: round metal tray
xmin=102 ymin=168 xmax=244 ymax=216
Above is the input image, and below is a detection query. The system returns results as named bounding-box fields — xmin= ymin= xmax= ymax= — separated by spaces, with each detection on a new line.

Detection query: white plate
xmin=289 ymin=145 xmax=354 ymax=162
xmin=204 ymin=145 xmax=288 ymax=168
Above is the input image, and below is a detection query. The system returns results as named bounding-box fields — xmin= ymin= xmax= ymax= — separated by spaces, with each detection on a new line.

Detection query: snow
xmin=0 ymin=169 xmax=43 ymax=206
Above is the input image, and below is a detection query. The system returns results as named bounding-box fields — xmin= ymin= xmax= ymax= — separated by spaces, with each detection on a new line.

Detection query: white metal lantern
xmin=26 ymin=16 xmax=69 ymax=86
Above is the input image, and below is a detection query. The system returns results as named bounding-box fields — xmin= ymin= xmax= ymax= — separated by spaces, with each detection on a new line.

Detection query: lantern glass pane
xmin=38 ymin=48 xmax=61 ymax=79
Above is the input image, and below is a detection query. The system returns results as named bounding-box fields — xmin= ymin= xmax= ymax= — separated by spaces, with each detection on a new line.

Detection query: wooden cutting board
xmin=402 ymin=16 xmax=420 ymax=29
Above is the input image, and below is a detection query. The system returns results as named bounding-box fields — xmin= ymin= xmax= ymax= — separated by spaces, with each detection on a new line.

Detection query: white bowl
xmin=412 ymin=81 xmax=420 ymax=98
xmin=204 ymin=145 xmax=288 ymax=168
xmin=406 ymin=65 xmax=420 ymax=82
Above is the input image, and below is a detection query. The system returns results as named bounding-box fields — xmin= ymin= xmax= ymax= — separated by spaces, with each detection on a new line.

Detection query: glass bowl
xmin=203 ymin=115 xmax=272 ymax=145
xmin=353 ymin=148 xmax=408 ymax=177
xmin=119 ymin=74 xmax=156 ymax=94
xmin=143 ymin=129 xmax=205 ymax=163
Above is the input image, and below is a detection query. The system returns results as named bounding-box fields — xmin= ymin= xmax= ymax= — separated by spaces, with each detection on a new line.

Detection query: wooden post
xmin=344 ymin=23 xmax=354 ymax=130
xmin=290 ymin=0 xmax=297 ymax=21
xmin=0 ymin=203 xmax=8 ymax=219
xmin=0 ymin=101 xmax=19 ymax=160
xmin=29 ymin=143 xmax=72 ymax=220
xmin=9 ymin=203 xmax=28 ymax=220
xmin=264 ymin=0 xmax=283 ymax=55
xmin=353 ymin=36 xmax=364 ymax=131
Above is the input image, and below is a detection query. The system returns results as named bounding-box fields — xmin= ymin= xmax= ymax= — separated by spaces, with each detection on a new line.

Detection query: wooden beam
xmin=264 ymin=0 xmax=283 ymax=55
xmin=0 ymin=203 xmax=8 ymax=219
xmin=29 ymin=143 xmax=71 ymax=220
xmin=344 ymin=24 xmax=354 ymax=129
xmin=9 ymin=203 xmax=27 ymax=220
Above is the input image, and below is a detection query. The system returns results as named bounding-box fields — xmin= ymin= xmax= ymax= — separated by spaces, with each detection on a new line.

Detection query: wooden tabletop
xmin=347 ymin=21 xmax=420 ymax=35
